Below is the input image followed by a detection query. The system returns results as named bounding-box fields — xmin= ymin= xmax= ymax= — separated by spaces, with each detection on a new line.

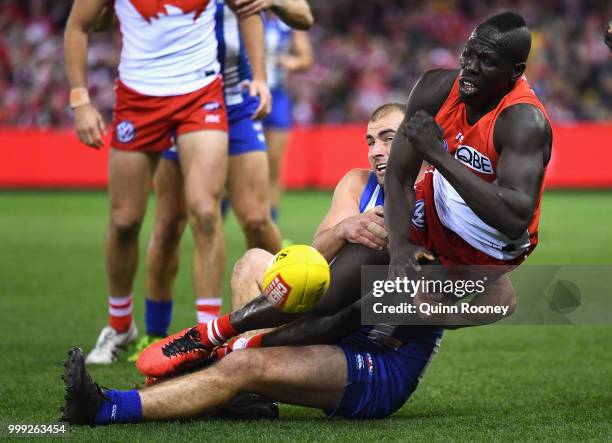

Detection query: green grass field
xmin=1 ymin=190 xmax=611 ymax=441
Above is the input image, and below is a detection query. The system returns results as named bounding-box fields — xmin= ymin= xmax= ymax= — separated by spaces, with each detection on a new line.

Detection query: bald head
xmin=474 ymin=11 xmax=531 ymax=64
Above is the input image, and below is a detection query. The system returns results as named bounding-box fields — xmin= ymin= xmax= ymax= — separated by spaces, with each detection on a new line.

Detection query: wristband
xmin=69 ymin=87 xmax=90 ymax=109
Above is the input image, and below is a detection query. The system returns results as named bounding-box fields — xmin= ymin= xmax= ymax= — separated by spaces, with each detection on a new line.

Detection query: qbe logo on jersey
xmin=455 ymin=145 xmax=493 ymax=174
xmin=116 ymin=120 xmax=136 ymax=143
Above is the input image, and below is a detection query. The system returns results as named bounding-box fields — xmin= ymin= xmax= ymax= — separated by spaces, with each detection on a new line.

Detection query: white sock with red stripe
xmin=196 ymin=298 xmax=222 ymax=324
xmin=194 ymin=314 xmax=238 ymax=348
xmin=108 ymin=294 xmax=133 ymax=333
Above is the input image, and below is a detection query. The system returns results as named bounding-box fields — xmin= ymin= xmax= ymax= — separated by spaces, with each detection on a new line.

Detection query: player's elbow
xmin=503 ymin=218 xmax=530 ymax=241
xmin=293 ymin=11 xmax=314 ymax=31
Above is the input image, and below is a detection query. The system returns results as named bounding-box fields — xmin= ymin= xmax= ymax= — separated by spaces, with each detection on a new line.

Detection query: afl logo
xmin=411 ymin=199 xmax=426 ymax=229
xmin=203 ymin=101 xmax=221 ymax=111
xmin=116 ymin=121 xmax=136 ymax=143
xmin=455 ymin=145 xmax=493 ymax=174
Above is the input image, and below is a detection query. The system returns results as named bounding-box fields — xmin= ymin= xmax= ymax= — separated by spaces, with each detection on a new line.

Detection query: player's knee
xmin=239 ymin=213 xmax=270 ymax=238
xmin=110 ymin=215 xmax=143 ymax=243
xmin=233 ymin=249 xmax=270 ymax=281
xmin=187 ymin=201 xmax=218 ymax=237
xmin=154 ymin=213 xmax=187 ymax=251
xmin=221 ymin=349 xmax=267 ymax=383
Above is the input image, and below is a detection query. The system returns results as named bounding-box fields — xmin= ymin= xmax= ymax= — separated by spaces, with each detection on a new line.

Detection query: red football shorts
xmin=409 ymin=170 xmax=533 ymax=267
xmin=111 ymin=76 xmax=228 ymax=152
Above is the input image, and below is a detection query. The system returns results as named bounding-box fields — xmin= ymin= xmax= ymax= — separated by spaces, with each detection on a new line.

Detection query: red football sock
xmin=108 ymin=294 xmax=133 ymax=333
xmin=194 ymin=314 xmax=238 ymax=347
xmin=195 ymin=298 xmax=222 ymax=324
xmin=230 ymin=334 xmax=264 ymax=351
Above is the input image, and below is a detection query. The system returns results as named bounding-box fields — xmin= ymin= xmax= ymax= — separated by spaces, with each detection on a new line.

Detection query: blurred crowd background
xmin=1 ymin=0 xmax=610 ymax=127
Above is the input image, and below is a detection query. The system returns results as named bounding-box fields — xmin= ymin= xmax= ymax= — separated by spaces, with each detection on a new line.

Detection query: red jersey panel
xmin=411 ymin=74 xmax=550 ymax=264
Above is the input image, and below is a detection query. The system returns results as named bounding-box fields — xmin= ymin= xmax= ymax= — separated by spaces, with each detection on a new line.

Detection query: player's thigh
xmin=227 ymin=151 xmax=271 ymax=220
xmin=226 ymin=345 xmax=347 ymax=411
xmin=108 ymin=148 xmax=159 ymax=223
xmin=265 ymin=129 xmax=290 ymax=163
xmin=176 ymin=130 xmax=228 ymax=206
xmin=153 ymin=157 xmax=186 ymax=226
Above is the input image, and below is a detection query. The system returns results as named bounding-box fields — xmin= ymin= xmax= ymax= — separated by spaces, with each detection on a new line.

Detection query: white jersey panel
xmin=432 ymin=169 xmax=530 ymax=260
xmin=115 ymin=0 xmax=220 ymax=96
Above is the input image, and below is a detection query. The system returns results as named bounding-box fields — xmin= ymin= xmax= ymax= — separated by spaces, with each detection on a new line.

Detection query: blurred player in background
xmin=606 ymin=20 xmax=612 ymax=52
xmin=64 ymin=0 xmax=265 ymax=364
xmin=263 ymin=11 xmax=313 ymax=223
xmin=134 ymin=0 xmax=313 ymax=359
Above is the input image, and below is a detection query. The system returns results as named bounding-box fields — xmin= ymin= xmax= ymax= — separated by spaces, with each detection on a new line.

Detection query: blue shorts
xmin=162 ymin=93 xmax=267 ymax=162
xmin=327 ymin=326 xmax=443 ymax=419
xmin=263 ymin=88 xmax=292 ymax=130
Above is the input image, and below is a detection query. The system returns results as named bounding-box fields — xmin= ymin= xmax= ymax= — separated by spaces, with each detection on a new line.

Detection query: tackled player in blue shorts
xmin=60 ymin=100 xmax=517 ymax=423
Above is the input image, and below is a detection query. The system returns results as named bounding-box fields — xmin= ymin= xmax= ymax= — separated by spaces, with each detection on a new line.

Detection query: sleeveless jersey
xmin=114 ymin=0 xmax=220 ymax=96
xmin=264 ymin=15 xmax=293 ymax=90
xmin=359 ymin=172 xmax=385 ymax=213
xmin=214 ymin=0 xmax=253 ymax=106
xmin=433 ymin=75 xmax=550 ymax=261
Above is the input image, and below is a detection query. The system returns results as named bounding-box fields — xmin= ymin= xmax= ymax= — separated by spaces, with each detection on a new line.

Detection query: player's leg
xmin=87 ymin=148 xmax=159 ymax=364
xmin=140 ymin=345 xmax=346 ymax=420
xmin=265 ymin=128 xmax=290 ymax=220
xmin=145 ymin=156 xmax=186 ymax=307
xmin=62 ymin=344 xmax=347 ymax=424
xmin=176 ymin=129 xmax=228 ymax=311
xmin=264 ymin=87 xmax=293 ymax=221
xmin=230 ymin=248 xmax=271 ymax=310
xmin=228 ymin=150 xmax=282 ymax=253
xmin=127 ymin=155 xmax=185 ymax=361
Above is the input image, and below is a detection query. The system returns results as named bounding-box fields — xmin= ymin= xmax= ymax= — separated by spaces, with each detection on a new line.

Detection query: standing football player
xmin=64 ymin=0 xmax=266 ymax=364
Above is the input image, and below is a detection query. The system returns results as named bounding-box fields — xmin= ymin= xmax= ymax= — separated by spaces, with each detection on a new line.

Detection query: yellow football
xmin=262 ymin=245 xmax=331 ymax=313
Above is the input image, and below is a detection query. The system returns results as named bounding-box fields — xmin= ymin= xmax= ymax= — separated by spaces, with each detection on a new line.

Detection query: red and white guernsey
xmin=114 ymin=0 xmax=219 ymax=96
xmin=431 ymin=75 xmax=549 ymax=262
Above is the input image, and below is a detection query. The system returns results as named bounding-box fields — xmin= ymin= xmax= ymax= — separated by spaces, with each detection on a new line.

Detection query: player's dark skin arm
xmin=262 ymin=291 xmax=364 ymax=346
xmin=410 ymin=104 xmax=551 ymax=239
xmin=384 ymin=70 xmax=455 ymax=266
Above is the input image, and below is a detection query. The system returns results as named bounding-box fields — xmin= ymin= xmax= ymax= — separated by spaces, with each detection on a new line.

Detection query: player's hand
xmin=278 ymin=54 xmax=303 ymax=73
xmin=73 ymin=104 xmax=107 ymax=149
xmin=388 ymin=243 xmax=435 ymax=275
xmin=337 ymin=206 xmax=388 ymax=250
xmin=234 ymin=0 xmax=273 ymax=18
xmin=605 ymin=20 xmax=612 ymax=52
xmin=249 ymin=78 xmax=272 ymax=120
xmin=401 ymin=110 xmax=447 ymax=164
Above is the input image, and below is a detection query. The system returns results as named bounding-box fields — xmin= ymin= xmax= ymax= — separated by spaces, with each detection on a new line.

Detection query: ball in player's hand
xmin=262 ymin=245 xmax=331 ymax=313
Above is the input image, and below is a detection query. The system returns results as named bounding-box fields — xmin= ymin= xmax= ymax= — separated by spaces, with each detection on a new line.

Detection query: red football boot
xmin=136 ymin=327 xmax=213 ymax=378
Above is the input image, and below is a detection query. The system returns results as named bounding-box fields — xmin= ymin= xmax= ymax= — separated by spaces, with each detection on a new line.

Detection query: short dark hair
xmin=477 ymin=11 xmax=531 ymax=64
xmin=370 ymin=103 xmax=406 ymax=122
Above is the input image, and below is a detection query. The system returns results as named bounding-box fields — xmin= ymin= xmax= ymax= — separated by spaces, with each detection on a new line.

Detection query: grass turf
xmin=0 ymin=190 xmax=611 ymax=441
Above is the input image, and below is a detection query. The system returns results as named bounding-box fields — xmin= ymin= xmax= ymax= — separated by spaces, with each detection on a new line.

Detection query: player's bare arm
xmin=234 ymin=0 xmax=314 ymax=30
xmin=406 ymin=104 xmax=551 ymax=240
xmin=384 ymin=70 xmax=454 ymax=268
xmin=313 ymin=169 xmax=386 ymax=261
xmin=227 ymin=2 xmax=271 ymax=119
xmin=64 ymin=0 xmax=109 ymax=149
xmin=279 ymin=30 xmax=314 ymax=72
